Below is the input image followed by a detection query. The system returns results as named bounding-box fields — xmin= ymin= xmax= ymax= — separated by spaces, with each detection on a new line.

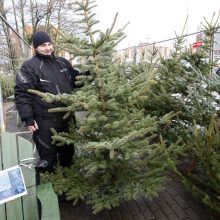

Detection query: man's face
xmin=35 ymin=42 xmax=53 ymax=55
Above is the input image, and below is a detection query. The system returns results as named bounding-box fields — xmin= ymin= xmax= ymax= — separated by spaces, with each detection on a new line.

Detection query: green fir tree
xmin=139 ymin=13 xmax=220 ymax=212
xmin=168 ymin=116 xmax=220 ymax=212
xmin=29 ymin=0 xmax=176 ymax=213
xmin=143 ymin=13 xmax=220 ymax=144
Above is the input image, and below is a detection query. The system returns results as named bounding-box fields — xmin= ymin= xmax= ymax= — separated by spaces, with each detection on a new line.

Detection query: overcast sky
xmin=95 ymin=0 xmax=220 ymax=49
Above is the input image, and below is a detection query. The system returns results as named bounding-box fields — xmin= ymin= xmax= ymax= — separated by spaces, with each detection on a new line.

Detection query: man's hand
xmin=28 ymin=120 xmax=39 ymax=132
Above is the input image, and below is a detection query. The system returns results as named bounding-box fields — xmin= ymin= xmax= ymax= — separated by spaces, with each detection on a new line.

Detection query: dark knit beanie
xmin=32 ymin=31 xmax=52 ymax=49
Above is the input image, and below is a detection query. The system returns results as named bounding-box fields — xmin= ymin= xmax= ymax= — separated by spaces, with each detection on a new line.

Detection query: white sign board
xmin=0 ymin=165 xmax=27 ymax=204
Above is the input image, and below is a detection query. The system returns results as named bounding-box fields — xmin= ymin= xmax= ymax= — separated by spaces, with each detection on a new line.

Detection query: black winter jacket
xmin=14 ymin=52 xmax=79 ymax=126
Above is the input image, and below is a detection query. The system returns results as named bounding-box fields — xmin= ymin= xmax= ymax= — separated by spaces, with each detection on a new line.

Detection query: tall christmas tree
xmin=29 ymin=0 xmax=176 ymax=213
xmin=140 ymin=14 xmax=220 ymax=212
xmin=168 ymin=116 xmax=220 ymax=212
xmin=143 ymin=14 xmax=220 ymax=143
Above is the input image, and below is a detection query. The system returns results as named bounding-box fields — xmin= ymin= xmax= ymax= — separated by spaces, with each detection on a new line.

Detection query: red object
xmin=192 ymin=41 xmax=203 ymax=48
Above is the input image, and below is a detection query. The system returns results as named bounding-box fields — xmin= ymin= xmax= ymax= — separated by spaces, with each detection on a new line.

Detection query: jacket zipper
xmin=56 ymin=84 xmax=60 ymax=94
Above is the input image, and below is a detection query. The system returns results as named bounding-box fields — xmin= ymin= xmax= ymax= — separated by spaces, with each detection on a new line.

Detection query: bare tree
xmin=11 ymin=0 xmax=19 ymax=33
xmin=29 ymin=0 xmax=55 ymax=34
xmin=51 ymin=0 xmax=80 ymax=35
xmin=0 ymin=0 xmax=16 ymax=71
xmin=45 ymin=0 xmax=59 ymax=32
xmin=5 ymin=0 xmax=80 ymax=48
xmin=18 ymin=0 xmax=27 ymax=39
xmin=14 ymin=0 xmax=55 ymax=41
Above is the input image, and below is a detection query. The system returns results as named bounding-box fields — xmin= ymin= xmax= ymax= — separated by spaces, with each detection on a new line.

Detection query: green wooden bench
xmin=0 ymin=132 xmax=60 ymax=220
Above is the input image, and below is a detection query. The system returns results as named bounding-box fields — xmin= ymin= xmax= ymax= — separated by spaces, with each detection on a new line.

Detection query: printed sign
xmin=0 ymin=165 xmax=27 ymax=204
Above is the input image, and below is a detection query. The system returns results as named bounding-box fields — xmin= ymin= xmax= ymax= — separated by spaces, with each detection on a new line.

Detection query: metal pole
xmin=0 ymin=14 xmax=31 ymax=49
xmin=0 ymin=81 xmax=6 ymax=132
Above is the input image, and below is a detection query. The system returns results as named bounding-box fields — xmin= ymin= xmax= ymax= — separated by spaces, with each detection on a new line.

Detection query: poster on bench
xmin=0 ymin=165 xmax=27 ymax=204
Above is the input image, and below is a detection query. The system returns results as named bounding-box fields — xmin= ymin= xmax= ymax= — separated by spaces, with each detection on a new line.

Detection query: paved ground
xmin=4 ymin=104 xmax=220 ymax=220
xmin=59 ymin=178 xmax=219 ymax=220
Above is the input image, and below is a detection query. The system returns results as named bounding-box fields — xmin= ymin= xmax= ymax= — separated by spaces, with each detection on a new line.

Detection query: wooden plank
xmin=37 ymin=182 xmax=60 ymax=220
xmin=0 ymin=134 xmax=6 ymax=220
xmin=1 ymin=132 xmax=23 ymax=220
xmin=1 ymin=132 xmax=18 ymax=167
xmin=18 ymin=135 xmax=39 ymax=220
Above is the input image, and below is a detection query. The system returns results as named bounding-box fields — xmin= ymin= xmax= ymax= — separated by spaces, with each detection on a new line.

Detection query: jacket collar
xmin=35 ymin=51 xmax=55 ymax=60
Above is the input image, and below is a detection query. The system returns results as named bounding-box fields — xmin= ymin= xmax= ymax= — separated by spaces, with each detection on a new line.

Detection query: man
xmin=15 ymin=31 xmax=79 ymax=172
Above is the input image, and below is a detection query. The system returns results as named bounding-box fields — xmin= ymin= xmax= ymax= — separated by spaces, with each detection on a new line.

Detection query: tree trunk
xmin=0 ymin=0 xmax=16 ymax=72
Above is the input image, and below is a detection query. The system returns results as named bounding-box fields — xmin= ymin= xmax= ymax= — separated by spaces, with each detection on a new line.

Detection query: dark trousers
xmin=33 ymin=117 xmax=74 ymax=172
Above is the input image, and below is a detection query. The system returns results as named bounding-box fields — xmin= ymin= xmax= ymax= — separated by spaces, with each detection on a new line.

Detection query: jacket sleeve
xmin=14 ymin=62 xmax=38 ymax=126
xmin=62 ymin=59 xmax=80 ymax=87
xmin=63 ymin=59 xmax=91 ymax=88
xmin=69 ymin=65 xmax=81 ymax=88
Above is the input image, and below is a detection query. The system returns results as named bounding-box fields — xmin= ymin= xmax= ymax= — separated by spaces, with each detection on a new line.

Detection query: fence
xmin=0 ymin=15 xmax=32 ymax=133
xmin=0 ymin=132 xmax=60 ymax=220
